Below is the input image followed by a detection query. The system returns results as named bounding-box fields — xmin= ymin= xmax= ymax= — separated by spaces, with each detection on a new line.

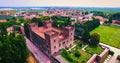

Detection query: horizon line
xmin=0 ymin=6 xmax=120 ymax=8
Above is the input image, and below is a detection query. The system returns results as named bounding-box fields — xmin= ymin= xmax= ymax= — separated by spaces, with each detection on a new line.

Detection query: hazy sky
xmin=0 ymin=0 xmax=120 ymax=7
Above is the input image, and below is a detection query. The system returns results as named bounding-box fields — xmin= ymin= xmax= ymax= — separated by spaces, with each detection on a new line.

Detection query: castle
xmin=29 ymin=21 xmax=75 ymax=57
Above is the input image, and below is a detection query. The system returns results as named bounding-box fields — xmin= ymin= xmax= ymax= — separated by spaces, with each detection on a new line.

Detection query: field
xmin=25 ymin=9 xmax=45 ymax=13
xmin=90 ymin=24 xmax=120 ymax=48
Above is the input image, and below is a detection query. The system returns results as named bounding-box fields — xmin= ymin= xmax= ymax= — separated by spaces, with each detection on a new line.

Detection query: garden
xmin=61 ymin=40 xmax=104 ymax=63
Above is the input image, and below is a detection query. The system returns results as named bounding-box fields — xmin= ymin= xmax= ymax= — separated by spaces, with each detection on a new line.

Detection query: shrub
xmin=64 ymin=55 xmax=73 ymax=62
xmin=117 ymin=55 xmax=120 ymax=60
xmin=61 ymin=49 xmax=67 ymax=55
xmin=61 ymin=49 xmax=73 ymax=62
xmin=81 ymin=61 xmax=85 ymax=63
xmin=74 ymin=50 xmax=81 ymax=57
xmin=73 ymin=60 xmax=79 ymax=63
xmin=78 ymin=42 xmax=82 ymax=47
xmin=109 ymin=50 xmax=114 ymax=55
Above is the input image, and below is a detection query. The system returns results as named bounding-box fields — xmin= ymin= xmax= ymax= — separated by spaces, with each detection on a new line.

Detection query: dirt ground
xmin=27 ymin=53 xmax=38 ymax=63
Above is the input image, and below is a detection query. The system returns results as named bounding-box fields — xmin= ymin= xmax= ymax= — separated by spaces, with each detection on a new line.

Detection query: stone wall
xmin=87 ymin=46 xmax=109 ymax=63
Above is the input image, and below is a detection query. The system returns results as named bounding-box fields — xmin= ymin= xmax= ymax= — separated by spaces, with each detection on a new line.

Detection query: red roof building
xmin=112 ymin=20 xmax=120 ymax=25
xmin=0 ymin=20 xmax=6 ymax=22
xmin=29 ymin=21 xmax=75 ymax=57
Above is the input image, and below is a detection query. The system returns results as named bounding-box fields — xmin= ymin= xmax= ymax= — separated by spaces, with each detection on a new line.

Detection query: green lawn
xmin=70 ymin=50 xmax=92 ymax=63
xmin=25 ymin=9 xmax=45 ymax=13
xmin=61 ymin=40 xmax=105 ymax=63
xmin=85 ymin=45 xmax=104 ymax=55
xmin=90 ymin=24 xmax=120 ymax=48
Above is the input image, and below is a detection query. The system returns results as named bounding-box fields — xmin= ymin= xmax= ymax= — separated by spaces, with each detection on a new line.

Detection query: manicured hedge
xmin=117 ymin=55 xmax=120 ymax=60
xmin=108 ymin=50 xmax=114 ymax=55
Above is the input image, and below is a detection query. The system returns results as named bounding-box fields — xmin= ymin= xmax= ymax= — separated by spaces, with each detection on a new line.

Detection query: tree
xmin=90 ymin=11 xmax=107 ymax=18
xmin=82 ymin=30 xmax=90 ymax=42
xmin=24 ymin=23 xmax=30 ymax=39
xmin=40 ymin=16 xmax=50 ymax=22
xmin=31 ymin=17 xmax=38 ymax=23
xmin=52 ymin=16 xmax=71 ymax=28
xmin=82 ymin=23 xmax=90 ymax=42
xmin=52 ymin=20 xmax=65 ymax=28
xmin=19 ymin=18 xmax=24 ymax=23
xmin=0 ymin=23 xmax=7 ymax=36
xmin=90 ymin=33 xmax=100 ymax=46
xmin=0 ymin=33 xmax=29 ymax=63
xmin=24 ymin=18 xmax=31 ymax=24
xmin=108 ymin=13 xmax=120 ymax=23
xmin=117 ymin=55 xmax=120 ymax=60
xmin=74 ymin=50 xmax=81 ymax=57
xmin=31 ymin=18 xmax=43 ymax=26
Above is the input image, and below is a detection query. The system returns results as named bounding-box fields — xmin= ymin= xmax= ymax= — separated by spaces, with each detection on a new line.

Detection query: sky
xmin=0 ymin=0 xmax=120 ymax=7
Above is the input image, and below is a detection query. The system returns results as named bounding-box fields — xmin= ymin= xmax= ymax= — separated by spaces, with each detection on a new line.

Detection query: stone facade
xmin=29 ymin=21 xmax=75 ymax=57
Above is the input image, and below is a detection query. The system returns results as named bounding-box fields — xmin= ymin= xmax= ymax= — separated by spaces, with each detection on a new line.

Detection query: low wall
xmin=100 ymin=48 xmax=109 ymax=62
xmin=87 ymin=46 xmax=109 ymax=63
xmin=87 ymin=54 xmax=98 ymax=63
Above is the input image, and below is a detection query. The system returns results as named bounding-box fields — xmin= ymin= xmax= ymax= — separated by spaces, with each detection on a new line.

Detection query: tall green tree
xmin=0 ymin=33 xmax=29 ymax=63
xmin=0 ymin=23 xmax=7 ymax=36
xmin=40 ymin=16 xmax=50 ymax=22
xmin=90 ymin=33 xmax=100 ymax=46
xmin=24 ymin=23 xmax=30 ymax=39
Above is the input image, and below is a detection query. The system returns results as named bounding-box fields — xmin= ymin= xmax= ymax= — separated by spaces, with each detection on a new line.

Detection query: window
xmin=54 ymin=52 xmax=56 ymax=54
xmin=59 ymin=44 xmax=61 ymax=47
xmin=54 ymin=40 xmax=56 ymax=42
xmin=70 ymin=38 xmax=72 ymax=41
xmin=54 ymin=46 xmax=56 ymax=49
xmin=63 ymin=42 xmax=65 ymax=44
xmin=71 ymin=33 xmax=72 ymax=35
xmin=48 ymin=51 xmax=49 ymax=54
xmin=67 ymin=40 xmax=68 ymax=42
xmin=46 ymin=45 xmax=49 ymax=48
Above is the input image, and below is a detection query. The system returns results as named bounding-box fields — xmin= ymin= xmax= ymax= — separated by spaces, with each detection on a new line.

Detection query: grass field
xmin=90 ymin=24 xmax=120 ymax=48
xmin=25 ymin=9 xmax=45 ymax=13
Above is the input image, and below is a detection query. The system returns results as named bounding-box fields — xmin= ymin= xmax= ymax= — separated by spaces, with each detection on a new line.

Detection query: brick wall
xmin=87 ymin=46 xmax=109 ymax=63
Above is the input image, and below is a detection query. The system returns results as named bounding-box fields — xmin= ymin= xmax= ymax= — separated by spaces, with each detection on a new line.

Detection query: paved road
xmin=25 ymin=37 xmax=51 ymax=63
xmin=99 ymin=43 xmax=120 ymax=63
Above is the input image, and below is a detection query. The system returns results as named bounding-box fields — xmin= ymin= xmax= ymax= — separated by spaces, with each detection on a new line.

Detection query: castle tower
xmin=63 ymin=26 xmax=75 ymax=47
xmin=44 ymin=30 xmax=59 ymax=55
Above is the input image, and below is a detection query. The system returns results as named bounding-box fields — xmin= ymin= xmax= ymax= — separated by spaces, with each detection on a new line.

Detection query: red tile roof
xmin=0 ymin=20 xmax=6 ymax=22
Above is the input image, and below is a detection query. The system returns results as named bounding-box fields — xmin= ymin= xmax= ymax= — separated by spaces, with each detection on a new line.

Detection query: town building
xmin=95 ymin=16 xmax=108 ymax=24
xmin=29 ymin=21 xmax=75 ymax=57
xmin=112 ymin=20 xmax=120 ymax=25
